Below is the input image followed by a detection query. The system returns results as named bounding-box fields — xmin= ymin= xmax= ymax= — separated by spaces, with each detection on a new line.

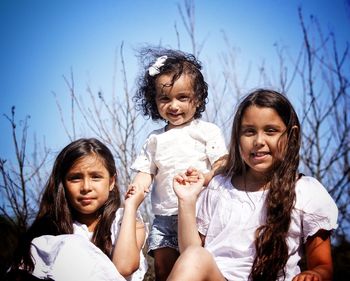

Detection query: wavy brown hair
xmin=222 ymin=89 xmax=301 ymax=281
xmin=13 ymin=138 xmax=121 ymax=272
xmin=134 ymin=47 xmax=208 ymax=120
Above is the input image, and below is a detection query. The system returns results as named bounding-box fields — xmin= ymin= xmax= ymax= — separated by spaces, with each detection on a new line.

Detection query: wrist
xmin=124 ymin=201 xmax=139 ymax=212
xmin=178 ymin=197 xmax=197 ymax=209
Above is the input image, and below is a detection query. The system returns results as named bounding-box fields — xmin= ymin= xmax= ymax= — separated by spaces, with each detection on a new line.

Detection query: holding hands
xmin=125 ymin=184 xmax=145 ymax=209
xmin=173 ymin=167 xmax=205 ymax=202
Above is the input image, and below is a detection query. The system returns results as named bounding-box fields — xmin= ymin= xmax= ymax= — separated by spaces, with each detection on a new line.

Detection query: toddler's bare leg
xmin=153 ymin=247 xmax=179 ymax=281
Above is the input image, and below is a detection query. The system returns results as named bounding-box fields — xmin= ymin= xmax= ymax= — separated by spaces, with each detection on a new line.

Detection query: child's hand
xmin=185 ymin=167 xmax=201 ymax=183
xmin=173 ymin=171 xmax=205 ymax=202
xmin=292 ymin=270 xmax=322 ymax=281
xmin=127 ymin=181 xmax=150 ymax=194
xmin=125 ymin=184 xmax=145 ymax=209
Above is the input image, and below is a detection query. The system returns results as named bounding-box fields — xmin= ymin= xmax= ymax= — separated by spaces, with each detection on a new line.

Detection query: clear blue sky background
xmin=0 ymin=0 xmax=349 ymax=162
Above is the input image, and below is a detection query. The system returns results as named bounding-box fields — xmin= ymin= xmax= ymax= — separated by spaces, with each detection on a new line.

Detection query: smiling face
xmin=64 ymin=154 xmax=115 ymax=228
xmin=155 ymin=73 xmax=198 ymax=130
xmin=239 ymin=105 xmax=287 ymax=179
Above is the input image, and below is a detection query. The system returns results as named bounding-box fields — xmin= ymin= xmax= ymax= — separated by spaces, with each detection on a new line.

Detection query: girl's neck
xmin=233 ymin=172 xmax=270 ymax=192
xmin=75 ymin=213 xmax=100 ymax=232
xmin=165 ymin=118 xmax=194 ymax=131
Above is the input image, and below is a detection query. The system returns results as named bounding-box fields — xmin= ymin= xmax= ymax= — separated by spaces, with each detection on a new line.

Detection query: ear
xmin=291 ymin=125 xmax=299 ymax=130
xmin=109 ymin=174 xmax=116 ymax=191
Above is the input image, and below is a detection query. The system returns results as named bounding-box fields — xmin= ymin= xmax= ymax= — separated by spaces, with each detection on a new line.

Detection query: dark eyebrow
xmin=156 ymin=92 xmax=168 ymax=97
xmin=240 ymin=124 xmax=254 ymax=128
xmin=66 ymin=172 xmax=83 ymax=179
xmin=89 ymin=171 xmax=104 ymax=176
xmin=264 ymin=124 xmax=285 ymax=129
xmin=178 ymin=91 xmax=192 ymax=96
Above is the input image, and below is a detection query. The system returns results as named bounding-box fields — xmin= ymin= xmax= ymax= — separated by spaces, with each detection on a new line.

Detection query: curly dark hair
xmin=134 ymin=47 xmax=208 ymax=120
xmin=222 ymin=89 xmax=301 ymax=281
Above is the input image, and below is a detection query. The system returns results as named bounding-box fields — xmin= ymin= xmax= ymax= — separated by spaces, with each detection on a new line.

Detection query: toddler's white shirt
xmin=131 ymin=119 xmax=228 ymax=215
xmin=196 ymin=175 xmax=338 ymax=281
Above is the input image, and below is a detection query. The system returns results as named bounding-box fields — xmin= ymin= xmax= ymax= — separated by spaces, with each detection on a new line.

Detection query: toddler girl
xmin=131 ymin=48 xmax=228 ymax=281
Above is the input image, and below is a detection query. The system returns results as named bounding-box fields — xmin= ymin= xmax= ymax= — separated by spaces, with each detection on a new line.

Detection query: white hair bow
xmin=148 ymin=55 xmax=168 ymax=76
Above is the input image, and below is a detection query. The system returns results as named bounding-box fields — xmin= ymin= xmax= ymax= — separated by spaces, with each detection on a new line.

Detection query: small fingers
xmin=186 ymin=167 xmax=198 ymax=176
xmin=125 ymin=184 xmax=138 ymax=199
xmin=174 ymin=174 xmax=187 ymax=184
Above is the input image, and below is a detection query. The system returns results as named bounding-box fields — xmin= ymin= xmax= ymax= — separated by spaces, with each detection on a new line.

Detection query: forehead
xmin=155 ymin=73 xmax=194 ymax=93
xmin=241 ymin=105 xmax=285 ymax=126
xmin=69 ymin=154 xmax=106 ymax=171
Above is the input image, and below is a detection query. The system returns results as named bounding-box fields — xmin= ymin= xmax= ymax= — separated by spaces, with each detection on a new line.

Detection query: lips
xmin=251 ymin=151 xmax=270 ymax=158
xmin=168 ymin=112 xmax=182 ymax=117
xmin=79 ymin=197 xmax=94 ymax=205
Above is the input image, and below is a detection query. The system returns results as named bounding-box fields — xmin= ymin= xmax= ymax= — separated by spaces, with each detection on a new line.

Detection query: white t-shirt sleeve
xmin=296 ymin=176 xmax=338 ymax=243
xmin=110 ymin=209 xmax=146 ymax=243
xmin=131 ymin=132 xmax=157 ymax=175
xmin=110 ymin=208 xmax=148 ymax=281
xmin=190 ymin=121 xmax=227 ymax=165
xmin=196 ymin=177 xmax=221 ymax=236
xmin=204 ymin=123 xmax=228 ymax=165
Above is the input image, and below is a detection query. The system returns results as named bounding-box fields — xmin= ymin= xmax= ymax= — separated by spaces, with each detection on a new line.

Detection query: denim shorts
xmin=147 ymin=215 xmax=179 ymax=255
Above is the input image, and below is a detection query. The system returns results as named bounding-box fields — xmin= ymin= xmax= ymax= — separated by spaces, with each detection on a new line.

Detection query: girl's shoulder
xmin=147 ymin=127 xmax=166 ymax=138
xmin=197 ymin=175 xmax=233 ymax=214
xmin=197 ymin=175 xmax=231 ymax=204
xmin=295 ymin=176 xmax=330 ymax=197
xmin=140 ymin=127 xmax=165 ymax=148
xmin=294 ymin=176 xmax=338 ymax=240
xmin=295 ymin=175 xmax=338 ymax=216
xmin=192 ymin=119 xmax=222 ymax=132
xmin=111 ymin=208 xmax=145 ymax=230
xmin=206 ymin=174 xmax=233 ymax=193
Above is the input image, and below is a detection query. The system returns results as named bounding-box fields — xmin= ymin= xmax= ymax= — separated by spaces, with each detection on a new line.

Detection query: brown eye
xmin=241 ymin=128 xmax=255 ymax=136
xmin=179 ymin=96 xmax=190 ymax=102
xmin=157 ymin=95 xmax=169 ymax=102
xmin=265 ymin=127 xmax=279 ymax=135
xmin=66 ymin=174 xmax=82 ymax=182
xmin=91 ymin=173 xmax=103 ymax=181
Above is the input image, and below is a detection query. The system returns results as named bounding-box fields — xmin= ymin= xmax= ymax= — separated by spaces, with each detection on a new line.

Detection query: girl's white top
xmin=131 ymin=119 xmax=228 ymax=215
xmin=30 ymin=209 xmax=148 ymax=281
xmin=196 ymin=175 xmax=338 ymax=281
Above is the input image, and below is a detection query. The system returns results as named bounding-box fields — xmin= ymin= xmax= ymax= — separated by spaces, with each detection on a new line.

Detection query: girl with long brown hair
xmin=168 ymin=89 xmax=338 ymax=281
xmin=8 ymin=138 xmax=147 ymax=281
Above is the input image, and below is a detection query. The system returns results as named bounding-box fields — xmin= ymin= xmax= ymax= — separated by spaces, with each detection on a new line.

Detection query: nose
xmin=254 ymin=132 xmax=265 ymax=146
xmin=81 ymin=178 xmax=92 ymax=193
xmin=169 ymin=100 xmax=179 ymax=111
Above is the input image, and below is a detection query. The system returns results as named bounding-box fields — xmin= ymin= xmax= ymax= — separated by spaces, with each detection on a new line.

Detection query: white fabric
xmin=31 ymin=209 xmax=148 ymax=281
xmin=31 ymin=234 xmax=124 ymax=281
xmin=131 ymin=119 xmax=228 ymax=215
xmin=196 ymin=175 xmax=338 ymax=281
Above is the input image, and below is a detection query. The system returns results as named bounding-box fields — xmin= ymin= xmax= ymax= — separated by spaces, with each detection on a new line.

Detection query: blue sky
xmin=0 ymin=0 xmax=349 ymax=162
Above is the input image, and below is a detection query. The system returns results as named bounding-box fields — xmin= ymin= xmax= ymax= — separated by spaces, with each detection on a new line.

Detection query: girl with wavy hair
xmin=169 ymin=89 xmax=338 ymax=281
